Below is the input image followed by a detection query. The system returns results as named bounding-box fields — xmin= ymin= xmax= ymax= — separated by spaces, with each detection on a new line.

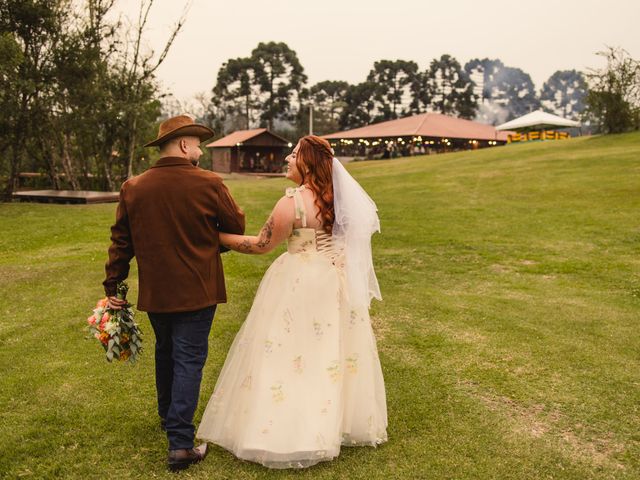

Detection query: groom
xmin=103 ymin=114 xmax=245 ymax=471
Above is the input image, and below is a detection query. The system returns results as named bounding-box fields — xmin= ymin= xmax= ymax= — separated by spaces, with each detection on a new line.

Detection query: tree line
xmin=205 ymin=42 xmax=595 ymax=139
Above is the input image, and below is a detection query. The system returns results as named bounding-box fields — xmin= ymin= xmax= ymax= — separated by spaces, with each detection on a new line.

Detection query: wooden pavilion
xmin=207 ymin=129 xmax=291 ymax=174
xmin=323 ymin=113 xmax=510 ymax=159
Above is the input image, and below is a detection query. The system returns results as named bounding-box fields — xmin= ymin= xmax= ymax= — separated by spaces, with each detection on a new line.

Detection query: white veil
xmin=332 ymin=157 xmax=382 ymax=309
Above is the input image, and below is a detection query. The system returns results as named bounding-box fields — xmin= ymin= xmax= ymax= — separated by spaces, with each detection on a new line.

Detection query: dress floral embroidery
xmin=283 ymin=310 xmax=293 ymax=333
xmin=313 ymin=320 xmax=323 ymax=338
xmin=293 ymin=355 xmax=304 ymax=374
xmin=327 ymin=361 xmax=340 ymax=383
xmin=271 ymin=383 xmax=285 ymax=403
xmin=196 ymin=185 xmax=388 ymax=469
xmin=346 ymin=354 xmax=359 ymax=374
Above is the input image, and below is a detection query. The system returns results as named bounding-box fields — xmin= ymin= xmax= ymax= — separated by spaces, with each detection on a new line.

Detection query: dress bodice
xmin=287 ymin=228 xmax=335 ymax=257
xmin=287 ymin=228 xmax=316 ymax=254
xmin=285 ymin=186 xmax=340 ymax=261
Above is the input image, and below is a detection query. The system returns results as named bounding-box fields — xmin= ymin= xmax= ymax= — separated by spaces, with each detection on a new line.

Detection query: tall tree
xmin=465 ymin=58 xmax=508 ymax=124
xmin=493 ymin=66 xmax=540 ymax=120
xmin=339 ymin=81 xmax=376 ymax=130
xmin=465 ymin=58 xmax=505 ymax=103
xmin=0 ymin=0 xmax=68 ymax=194
xmin=585 ymin=47 xmax=640 ymax=134
xmin=308 ymin=80 xmax=349 ymax=134
xmin=421 ymin=54 xmax=477 ymax=119
xmin=0 ymin=31 xmax=23 ymax=175
xmin=250 ymin=41 xmax=307 ymax=130
xmin=366 ymin=59 xmax=419 ymax=120
xmin=212 ymin=56 xmax=264 ymax=132
xmin=465 ymin=58 xmax=540 ymax=123
xmin=116 ymin=0 xmax=189 ymax=180
xmin=540 ymin=70 xmax=587 ymax=120
xmin=49 ymin=0 xmax=121 ymax=191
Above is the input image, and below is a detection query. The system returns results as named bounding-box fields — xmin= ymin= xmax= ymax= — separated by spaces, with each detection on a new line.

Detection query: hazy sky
xmin=113 ymin=0 xmax=640 ymax=104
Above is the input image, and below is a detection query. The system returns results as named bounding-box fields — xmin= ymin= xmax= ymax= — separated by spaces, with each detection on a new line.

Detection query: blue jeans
xmin=148 ymin=305 xmax=216 ymax=450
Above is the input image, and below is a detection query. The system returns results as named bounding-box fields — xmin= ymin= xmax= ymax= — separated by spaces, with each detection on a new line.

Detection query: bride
xmin=197 ymin=135 xmax=387 ymax=468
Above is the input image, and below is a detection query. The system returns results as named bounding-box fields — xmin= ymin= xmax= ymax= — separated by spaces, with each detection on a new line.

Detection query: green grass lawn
xmin=1 ymin=132 xmax=639 ymax=479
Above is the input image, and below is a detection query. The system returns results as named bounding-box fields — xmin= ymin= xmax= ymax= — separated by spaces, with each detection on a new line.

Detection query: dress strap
xmin=285 ymin=185 xmax=307 ymax=227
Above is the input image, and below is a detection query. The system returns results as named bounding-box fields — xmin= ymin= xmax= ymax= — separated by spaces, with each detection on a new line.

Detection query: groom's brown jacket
xmin=103 ymin=156 xmax=245 ymax=312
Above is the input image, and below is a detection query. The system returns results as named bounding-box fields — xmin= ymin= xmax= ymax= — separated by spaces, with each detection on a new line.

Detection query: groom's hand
xmin=107 ymin=296 xmax=127 ymax=310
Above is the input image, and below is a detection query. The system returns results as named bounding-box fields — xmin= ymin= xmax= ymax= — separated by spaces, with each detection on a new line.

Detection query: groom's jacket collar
xmin=152 ymin=156 xmax=194 ymax=168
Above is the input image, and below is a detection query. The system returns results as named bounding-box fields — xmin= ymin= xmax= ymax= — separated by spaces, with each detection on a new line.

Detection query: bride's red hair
xmin=296 ymin=135 xmax=334 ymax=234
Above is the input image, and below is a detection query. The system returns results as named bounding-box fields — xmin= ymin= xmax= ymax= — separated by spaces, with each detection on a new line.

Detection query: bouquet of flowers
xmin=87 ymin=282 xmax=142 ymax=363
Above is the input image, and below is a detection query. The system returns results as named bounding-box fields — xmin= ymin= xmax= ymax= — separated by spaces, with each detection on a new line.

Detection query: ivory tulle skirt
xmin=197 ymin=245 xmax=387 ymax=468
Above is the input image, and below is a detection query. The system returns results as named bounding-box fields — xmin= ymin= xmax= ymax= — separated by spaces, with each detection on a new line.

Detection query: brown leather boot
xmin=167 ymin=443 xmax=208 ymax=472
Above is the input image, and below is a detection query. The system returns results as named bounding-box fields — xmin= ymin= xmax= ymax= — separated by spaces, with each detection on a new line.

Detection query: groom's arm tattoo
xmin=256 ymin=216 xmax=275 ymax=249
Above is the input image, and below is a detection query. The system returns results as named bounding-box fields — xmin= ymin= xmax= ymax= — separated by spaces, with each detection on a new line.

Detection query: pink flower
xmin=97 ymin=298 xmax=108 ymax=309
xmin=87 ymin=315 xmax=96 ymax=326
xmin=98 ymin=313 xmax=110 ymax=331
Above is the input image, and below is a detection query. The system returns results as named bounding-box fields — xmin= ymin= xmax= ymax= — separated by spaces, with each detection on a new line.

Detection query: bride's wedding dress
xmin=197 ymin=185 xmax=387 ymax=468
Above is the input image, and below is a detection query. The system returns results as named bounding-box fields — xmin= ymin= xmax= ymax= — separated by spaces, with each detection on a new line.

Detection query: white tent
xmin=496 ymin=110 xmax=580 ymax=131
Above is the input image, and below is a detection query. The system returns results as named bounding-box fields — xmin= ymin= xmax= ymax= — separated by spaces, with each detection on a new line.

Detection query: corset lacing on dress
xmin=285 ymin=186 xmax=344 ymax=266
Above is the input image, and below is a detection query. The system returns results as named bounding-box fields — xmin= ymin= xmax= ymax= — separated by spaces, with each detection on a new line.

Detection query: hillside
xmin=0 ymin=132 xmax=639 ymax=479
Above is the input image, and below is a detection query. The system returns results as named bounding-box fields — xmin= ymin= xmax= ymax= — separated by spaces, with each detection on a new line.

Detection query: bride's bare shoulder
xmin=271 ymin=194 xmax=296 ymax=221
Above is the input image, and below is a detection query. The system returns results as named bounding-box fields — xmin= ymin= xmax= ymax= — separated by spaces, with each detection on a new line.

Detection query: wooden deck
xmin=12 ymin=190 xmax=119 ymax=204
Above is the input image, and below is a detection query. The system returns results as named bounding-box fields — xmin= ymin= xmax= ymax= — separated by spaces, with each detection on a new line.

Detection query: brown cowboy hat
xmin=144 ymin=114 xmax=214 ymax=147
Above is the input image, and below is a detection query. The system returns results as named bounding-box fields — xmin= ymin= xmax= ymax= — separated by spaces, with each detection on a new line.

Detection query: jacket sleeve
xmin=103 ymin=184 xmax=135 ymax=296
xmin=214 ymin=179 xmax=246 ymax=236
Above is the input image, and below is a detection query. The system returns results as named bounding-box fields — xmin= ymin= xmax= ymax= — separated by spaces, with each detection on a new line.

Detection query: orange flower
xmin=120 ymin=350 xmax=131 ymax=361
xmin=99 ymin=332 xmax=110 ymax=346
xmin=120 ymin=333 xmax=129 ymax=344
xmin=87 ymin=315 xmax=97 ymax=326
xmin=97 ymin=298 xmax=108 ymax=309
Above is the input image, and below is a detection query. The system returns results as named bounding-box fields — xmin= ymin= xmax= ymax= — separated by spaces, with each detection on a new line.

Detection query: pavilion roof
xmin=206 ymin=128 xmax=289 ymax=148
xmin=496 ymin=110 xmax=580 ymax=131
xmin=323 ymin=113 xmax=510 ymax=142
